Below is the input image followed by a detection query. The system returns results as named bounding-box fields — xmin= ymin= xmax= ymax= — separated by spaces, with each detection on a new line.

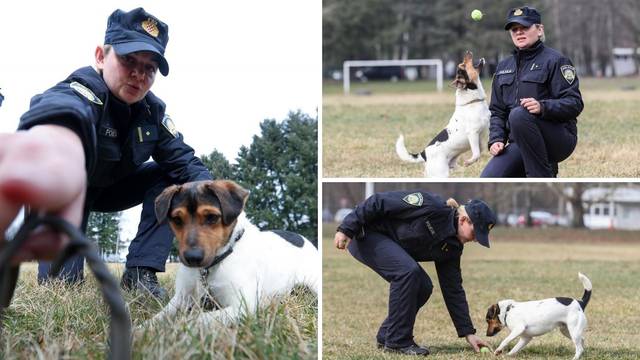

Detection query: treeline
xmin=323 ymin=0 xmax=640 ymax=76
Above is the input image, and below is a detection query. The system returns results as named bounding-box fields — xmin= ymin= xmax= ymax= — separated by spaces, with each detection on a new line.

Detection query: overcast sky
xmin=0 ymin=1 xmax=320 ymax=243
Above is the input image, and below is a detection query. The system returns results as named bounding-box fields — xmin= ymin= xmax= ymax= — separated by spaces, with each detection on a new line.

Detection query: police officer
xmin=334 ymin=190 xmax=495 ymax=356
xmin=481 ymin=6 xmax=583 ymax=178
xmin=15 ymin=8 xmax=212 ymax=298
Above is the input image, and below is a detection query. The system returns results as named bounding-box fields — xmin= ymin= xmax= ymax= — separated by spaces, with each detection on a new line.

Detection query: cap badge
xmin=161 ymin=114 xmax=178 ymax=138
xmin=403 ymin=193 xmax=423 ymax=207
xmin=141 ymin=18 xmax=159 ymax=37
xmin=514 ymin=8 xmax=523 ymax=16
xmin=561 ymin=65 xmax=576 ymax=85
xmin=70 ymin=81 xmax=103 ymax=105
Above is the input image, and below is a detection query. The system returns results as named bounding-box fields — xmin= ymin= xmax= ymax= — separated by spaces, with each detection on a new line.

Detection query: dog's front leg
xmin=196 ymin=305 xmax=240 ymax=327
xmin=147 ymin=265 xmax=198 ymax=326
xmin=507 ymin=336 xmax=532 ymax=355
xmin=494 ymin=326 xmax=525 ymax=356
xmin=463 ymin=131 xmax=482 ymax=166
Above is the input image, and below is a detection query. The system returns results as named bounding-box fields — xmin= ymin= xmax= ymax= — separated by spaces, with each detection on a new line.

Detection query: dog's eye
xmin=205 ymin=214 xmax=220 ymax=225
xmin=171 ymin=216 xmax=184 ymax=227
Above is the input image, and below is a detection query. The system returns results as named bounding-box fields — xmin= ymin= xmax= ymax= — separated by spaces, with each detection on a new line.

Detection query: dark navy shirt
xmin=338 ymin=190 xmax=476 ymax=337
xmin=489 ymin=40 xmax=584 ymax=146
xmin=19 ymin=66 xmax=211 ymax=187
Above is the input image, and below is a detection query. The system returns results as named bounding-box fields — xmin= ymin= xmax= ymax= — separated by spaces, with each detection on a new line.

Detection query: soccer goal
xmin=342 ymin=59 xmax=444 ymax=94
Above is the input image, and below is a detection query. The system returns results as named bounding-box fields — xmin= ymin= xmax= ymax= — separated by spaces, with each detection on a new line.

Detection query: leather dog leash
xmin=0 ymin=212 xmax=131 ymax=360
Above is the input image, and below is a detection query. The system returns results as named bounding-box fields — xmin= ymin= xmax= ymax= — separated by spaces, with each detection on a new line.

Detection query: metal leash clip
xmin=0 ymin=212 xmax=131 ymax=360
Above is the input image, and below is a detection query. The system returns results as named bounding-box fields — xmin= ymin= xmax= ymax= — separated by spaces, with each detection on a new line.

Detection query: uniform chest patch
xmin=403 ymin=193 xmax=423 ymax=206
xmin=270 ymin=230 xmax=305 ymax=248
xmin=161 ymin=114 xmax=178 ymax=138
xmin=496 ymin=69 xmax=514 ymax=75
xmin=560 ymin=65 xmax=576 ymax=85
xmin=70 ymin=81 xmax=103 ymax=105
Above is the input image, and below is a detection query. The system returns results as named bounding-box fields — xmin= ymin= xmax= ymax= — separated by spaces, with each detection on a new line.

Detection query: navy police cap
xmin=504 ymin=6 xmax=542 ymax=30
xmin=465 ymin=199 xmax=497 ymax=248
xmin=105 ymin=8 xmax=169 ymax=76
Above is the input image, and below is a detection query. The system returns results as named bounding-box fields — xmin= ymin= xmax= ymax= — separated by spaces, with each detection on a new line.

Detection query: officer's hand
xmin=520 ymin=98 xmax=541 ymax=114
xmin=334 ymin=231 xmax=352 ymax=250
xmin=0 ymin=126 xmax=86 ymax=265
xmin=489 ymin=142 xmax=505 ymax=156
xmin=465 ymin=334 xmax=492 ymax=353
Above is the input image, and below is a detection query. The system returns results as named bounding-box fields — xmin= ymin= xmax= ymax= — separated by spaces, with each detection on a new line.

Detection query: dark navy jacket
xmin=338 ymin=190 xmax=476 ymax=337
xmin=489 ymin=40 xmax=584 ymax=147
xmin=19 ymin=66 xmax=211 ymax=187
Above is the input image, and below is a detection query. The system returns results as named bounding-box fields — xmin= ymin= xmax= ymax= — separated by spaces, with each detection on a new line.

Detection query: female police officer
xmin=334 ymin=190 xmax=495 ymax=356
xmin=481 ymin=6 xmax=583 ymax=178
xmin=8 ymin=8 xmax=212 ymax=298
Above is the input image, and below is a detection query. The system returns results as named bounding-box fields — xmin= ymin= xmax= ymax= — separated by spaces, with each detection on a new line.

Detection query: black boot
xmin=121 ymin=267 xmax=167 ymax=300
xmin=384 ymin=343 xmax=430 ymax=356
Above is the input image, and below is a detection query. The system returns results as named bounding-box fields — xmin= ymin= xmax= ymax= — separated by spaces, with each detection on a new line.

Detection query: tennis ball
xmin=471 ymin=9 xmax=483 ymax=21
xmin=480 ymin=347 xmax=491 ymax=354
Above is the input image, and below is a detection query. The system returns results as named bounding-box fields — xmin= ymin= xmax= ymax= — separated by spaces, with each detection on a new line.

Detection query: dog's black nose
xmin=183 ymin=248 xmax=204 ymax=266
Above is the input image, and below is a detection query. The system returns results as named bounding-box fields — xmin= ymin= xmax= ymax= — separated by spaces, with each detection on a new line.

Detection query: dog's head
xmin=154 ymin=180 xmax=250 ymax=268
xmin=485 ymin=303 xmax=504 ymax=336
xmin=451 ymin=51 xmax=485 ymax=90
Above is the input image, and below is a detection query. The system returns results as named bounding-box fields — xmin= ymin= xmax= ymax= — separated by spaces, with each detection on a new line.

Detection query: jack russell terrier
xmin=485 ymin=272 xmax=592 ymax=359
xmin=395 ymin=51 xmax=490 ymax=177
xmin=149 ymin=180 xmax=318 ymax=327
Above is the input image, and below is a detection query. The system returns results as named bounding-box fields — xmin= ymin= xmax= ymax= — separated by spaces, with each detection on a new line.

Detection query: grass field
xmin=1 ymin=263 xmax=318 ymax=359
xmin=322 ymin=77 xmax=640 ymax=178
xmin=322 ymin=223 xmax=640 ymax=359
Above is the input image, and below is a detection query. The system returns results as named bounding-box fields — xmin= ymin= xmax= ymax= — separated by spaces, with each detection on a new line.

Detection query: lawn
xmin=322 ymin=223 xmax=640 ymax=359
xmin=322 ymin=77 xmax=640 ymax=178
xmin=1 ymin=263 xmax=318 ymax=359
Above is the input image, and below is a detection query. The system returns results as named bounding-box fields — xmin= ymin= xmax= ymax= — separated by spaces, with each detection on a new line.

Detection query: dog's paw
xmin=463 ymin=159 xmax=476 ymax=167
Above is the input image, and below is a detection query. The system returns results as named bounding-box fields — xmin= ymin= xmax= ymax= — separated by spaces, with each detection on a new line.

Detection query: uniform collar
xmin=513 ymin=40 xmax=544 ymax=60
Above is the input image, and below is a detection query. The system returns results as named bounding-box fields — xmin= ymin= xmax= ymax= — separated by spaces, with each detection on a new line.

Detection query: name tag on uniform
xmin=136 ymin=125 xmax=158 ymax=143
xmin=496 ymin=69 xmax=514 ymax=75
xmin=425 ymin=220 xmax=437 ymax=238
xmin=100 ymin=126 xmax=118 ymax=138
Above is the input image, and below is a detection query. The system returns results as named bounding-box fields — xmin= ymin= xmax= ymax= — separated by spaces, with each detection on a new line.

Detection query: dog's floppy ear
xmin=486 ymin=304 xmax=500 ymax=320
xmin=204 ymin=180 xmax=250 ymax=225
xmin=155 ymin=184 xmax=182 ymax=223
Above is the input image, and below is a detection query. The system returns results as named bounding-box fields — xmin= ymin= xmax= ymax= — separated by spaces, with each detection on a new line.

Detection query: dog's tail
xmin=396 ymin=134 xmax=426 ymax=163
xmin=577 ymin=272 xmax=592 ymax=310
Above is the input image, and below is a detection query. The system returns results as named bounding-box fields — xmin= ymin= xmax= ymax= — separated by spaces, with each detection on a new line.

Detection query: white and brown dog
xmin=395 ymin=51 xmax=490 ymax=177
xmin=149 ymin=180 xmax=318 ymax=327
xmin=485 ymin=273 xmax=592 ymax=359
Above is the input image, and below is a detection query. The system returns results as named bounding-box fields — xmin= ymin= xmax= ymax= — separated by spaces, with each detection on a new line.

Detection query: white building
xmin=582 ymin=187 xmax=640 ymax=230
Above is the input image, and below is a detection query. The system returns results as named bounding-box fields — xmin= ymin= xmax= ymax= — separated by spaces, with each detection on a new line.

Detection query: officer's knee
xmin=508 ymin=106 xmax=535 ymax=134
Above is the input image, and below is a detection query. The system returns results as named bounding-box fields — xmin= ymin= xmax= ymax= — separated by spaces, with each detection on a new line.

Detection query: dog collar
xmin=503 ymin=304 xmax=514 ymax=326
xmin=457 ymin=98 xmax=486 ymax=106
xmin=200 ymin=227 xmax=245 ymax=278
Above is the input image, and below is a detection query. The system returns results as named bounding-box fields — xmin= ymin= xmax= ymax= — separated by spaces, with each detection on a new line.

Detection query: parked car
xmin=354 ymin=66 xmax=404 ymax=82
xmin=516 ymin=211 xmax=557 ymax=227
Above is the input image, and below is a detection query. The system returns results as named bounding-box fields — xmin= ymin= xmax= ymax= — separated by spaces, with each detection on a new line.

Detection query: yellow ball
xmin=471 ymin=9 xmax=483 ymax=21
xmin=480 ymin=347 xmax=490 ymax=353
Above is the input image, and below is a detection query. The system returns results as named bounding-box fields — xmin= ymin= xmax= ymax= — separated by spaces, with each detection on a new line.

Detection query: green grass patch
xmin=322 ymin=77 xmax=640 ymax=178
xmin=1 ymin=264 xmax=317 ymax=359
xmin=322 ymin=223 xmax=640 ymax=359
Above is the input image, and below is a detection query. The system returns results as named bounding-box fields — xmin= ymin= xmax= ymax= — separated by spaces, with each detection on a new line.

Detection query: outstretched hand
xmin=0 ymin=126 xmax=86 ymax=264
xmin=466 ymin=334 xmax=492 ymax=353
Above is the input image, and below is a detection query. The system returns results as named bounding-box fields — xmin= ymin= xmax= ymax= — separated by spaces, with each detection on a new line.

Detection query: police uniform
xmin=481 ymin=7 xmax=583 ymax=178
xmin=17 ymin=8 xmax=212 ymax=284
xmin=337 ymin=191 xmax=496 ymax=351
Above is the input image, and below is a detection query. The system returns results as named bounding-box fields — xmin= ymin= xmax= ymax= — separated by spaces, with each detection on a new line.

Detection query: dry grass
xmin=1 ymin=263 xmax=318 ymax=359
xmin=322 ymin=223 xmax=640 ymax=359
xmin=322 ymin=78 xmax=640 ymax=178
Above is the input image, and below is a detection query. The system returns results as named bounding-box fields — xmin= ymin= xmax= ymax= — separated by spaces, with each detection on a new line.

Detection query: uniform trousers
xmin=348 ymin=230 xmax=433 ymax=348
xmin=481 ymin=106 xmax=577 ymax=177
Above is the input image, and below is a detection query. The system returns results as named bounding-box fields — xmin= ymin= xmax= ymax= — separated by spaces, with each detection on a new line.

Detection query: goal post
xmin=342 ymin=59 xmax=444 ymax=94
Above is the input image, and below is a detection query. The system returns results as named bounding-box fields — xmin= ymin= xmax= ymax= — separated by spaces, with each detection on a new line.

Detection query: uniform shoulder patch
xmin=161 ymin=114 xmax=178 ymax=138
xmin=403 ymin=192 xmax=423 ymax=207
xmin=560 ymin=65 xmax=576 ymax=85
xmin=70 ymin=81 xmax=103 ymax=105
